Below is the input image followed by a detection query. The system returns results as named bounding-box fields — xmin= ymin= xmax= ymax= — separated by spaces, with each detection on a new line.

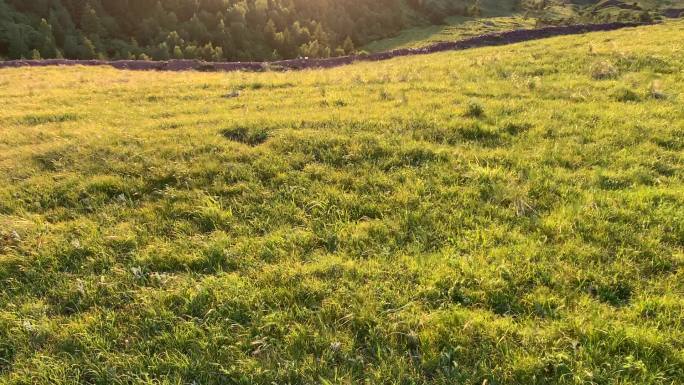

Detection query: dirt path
xmin=0 ymin=22 xmax=647 ymax=73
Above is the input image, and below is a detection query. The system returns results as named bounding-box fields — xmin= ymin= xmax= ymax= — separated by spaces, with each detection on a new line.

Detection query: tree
xmin=183 ymin=44 xmax=198 ymax=59
xmin=80 ymin=35 xmax=97 ymax=59
xmin=0 ymin=0 xmax=465 ymax=61
xmin=37 ymin=18 xmax=57 ymax=58
xmin=6 ymin=24 xmax=28 ymax=59
xmin=312 ymin=23 xmax=329 ymax=46
xmin=187 ymin=13 xmax=209 ymax=43
xmin=48 ymin=6 xmax=73 ymax=46
xmin=151 ymin=42 xmax=170 ymax=60
xmin=173 ymin=45 xmax=183 ymax=59
xmin=263 ymin=19 xmax=277 ymax=43
xmin=63 ymin=33 xmax=81 ymax=58
xmin=342 ymin=36 xmax=354 ymax=54
xmin=81 ymin=2 xmax=102 ymax=37
xmin=165 ymin=31 xmax=184 ymax=49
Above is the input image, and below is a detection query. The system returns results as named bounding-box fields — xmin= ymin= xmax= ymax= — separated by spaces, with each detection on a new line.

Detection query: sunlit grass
xmin=0 ymin=20 xmax=683 ymax=385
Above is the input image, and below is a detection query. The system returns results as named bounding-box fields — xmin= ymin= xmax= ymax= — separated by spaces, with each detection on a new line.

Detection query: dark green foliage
xmin=0 ymin=0 xmax=467 ymax=61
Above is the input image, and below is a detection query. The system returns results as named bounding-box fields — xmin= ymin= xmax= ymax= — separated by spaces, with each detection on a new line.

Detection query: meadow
xmin=364 ymin=0 xmax=535 ymax=53
xmin=363 ymin=0 xmax=684 ymax=53
xmin=0 ymin=20 xmax=683 ymax=385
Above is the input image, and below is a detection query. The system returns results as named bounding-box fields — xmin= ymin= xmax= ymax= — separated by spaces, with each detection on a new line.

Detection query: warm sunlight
xmin=1 ymin=1 xmax=683 ymax=384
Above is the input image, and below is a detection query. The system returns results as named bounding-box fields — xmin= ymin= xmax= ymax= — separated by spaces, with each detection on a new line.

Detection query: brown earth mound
xmin=0 ymin=22 xmax=647 ymax=73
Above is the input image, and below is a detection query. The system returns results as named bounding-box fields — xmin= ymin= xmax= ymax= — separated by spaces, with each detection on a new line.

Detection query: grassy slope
xmin=363 ymin=16 xmax=537 ymax=53
xmin=364 ymin=0 xmax=684 ymax=53
xmin=1 ymin=21 xmax=684 ymax=385
xmin=364 ymin=0 xmax=531 ymax=52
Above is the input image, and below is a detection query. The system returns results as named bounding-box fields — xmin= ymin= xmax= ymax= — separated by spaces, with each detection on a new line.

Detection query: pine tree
xmin=80 ymin=35 xmax=97 ymax=59
xmin=37 ymin=18 xmax=58 ymax=58
xmin=7 ymin=24 xmax=28 ymax=59
xmin=312 ymin=23 xmax=328 ymax=46
xmin=81 ymin=2 xmax=102 ymax=37
xmin=48 ymin=9 xmax=67 ymax=46
xmin=63 ymin=33 xmax=81 ymax=59
xmin=264 ymin=19 xmax=277 ymax=42
xmin=342 ymin=36 xmax=354 ymax=54
xmin=64 ymin=0 xmax=89 ymax=25
xmin=188 ymin=14 xmax=209 ymax=43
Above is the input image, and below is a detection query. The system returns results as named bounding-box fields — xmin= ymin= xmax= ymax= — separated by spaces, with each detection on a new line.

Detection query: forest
xmin=0 ymin=0 xmax=478 ymax=61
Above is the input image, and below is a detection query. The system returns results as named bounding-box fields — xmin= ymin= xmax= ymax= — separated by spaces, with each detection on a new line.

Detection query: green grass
xmin=364 ymin=0 xmax=532 ymax=53
xmin=363 ymin=15 xmax=537 ymax=53
xmin=364 ymin=0 xmax=684 ymax=53
xmin=1 ymin=20 xmax=684 ymax=385
xmin=362 ymin=0 xmax=574 ymax=53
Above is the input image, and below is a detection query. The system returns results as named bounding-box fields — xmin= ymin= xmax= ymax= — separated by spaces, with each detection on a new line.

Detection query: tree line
xmin=0 ymin=0 xmax=474 ymax=61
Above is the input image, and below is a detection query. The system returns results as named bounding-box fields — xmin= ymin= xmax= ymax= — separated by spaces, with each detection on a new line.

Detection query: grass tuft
xmin=19 ymin=113 xmax=79 ymax=126
xmin=221 ymin=125 xmax=270 ymax=146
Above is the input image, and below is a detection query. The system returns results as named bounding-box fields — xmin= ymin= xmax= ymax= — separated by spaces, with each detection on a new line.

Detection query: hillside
xmin=2 ymin=0 xmax=681 ymax=61
xmin=0 ymin=0 xmax=472 ymax=61
xmin=365 ymin=0 xmax=683 ymax=52
xmin=1 ymin=20 xmax=684 ymax=385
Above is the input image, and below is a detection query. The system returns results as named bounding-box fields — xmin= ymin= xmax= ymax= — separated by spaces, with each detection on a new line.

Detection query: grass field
xmin=364 ymin=0 xmax=684 ymax=53
xmin=363 ymin=15 xmax=537 ymax=53
xmin=362 ymin=0 xmax=582 ymax=53
xmin=364 ymin=0 xmax=532 ymax=53
xmin=1 ymin=20 xmax=684 ymax=385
